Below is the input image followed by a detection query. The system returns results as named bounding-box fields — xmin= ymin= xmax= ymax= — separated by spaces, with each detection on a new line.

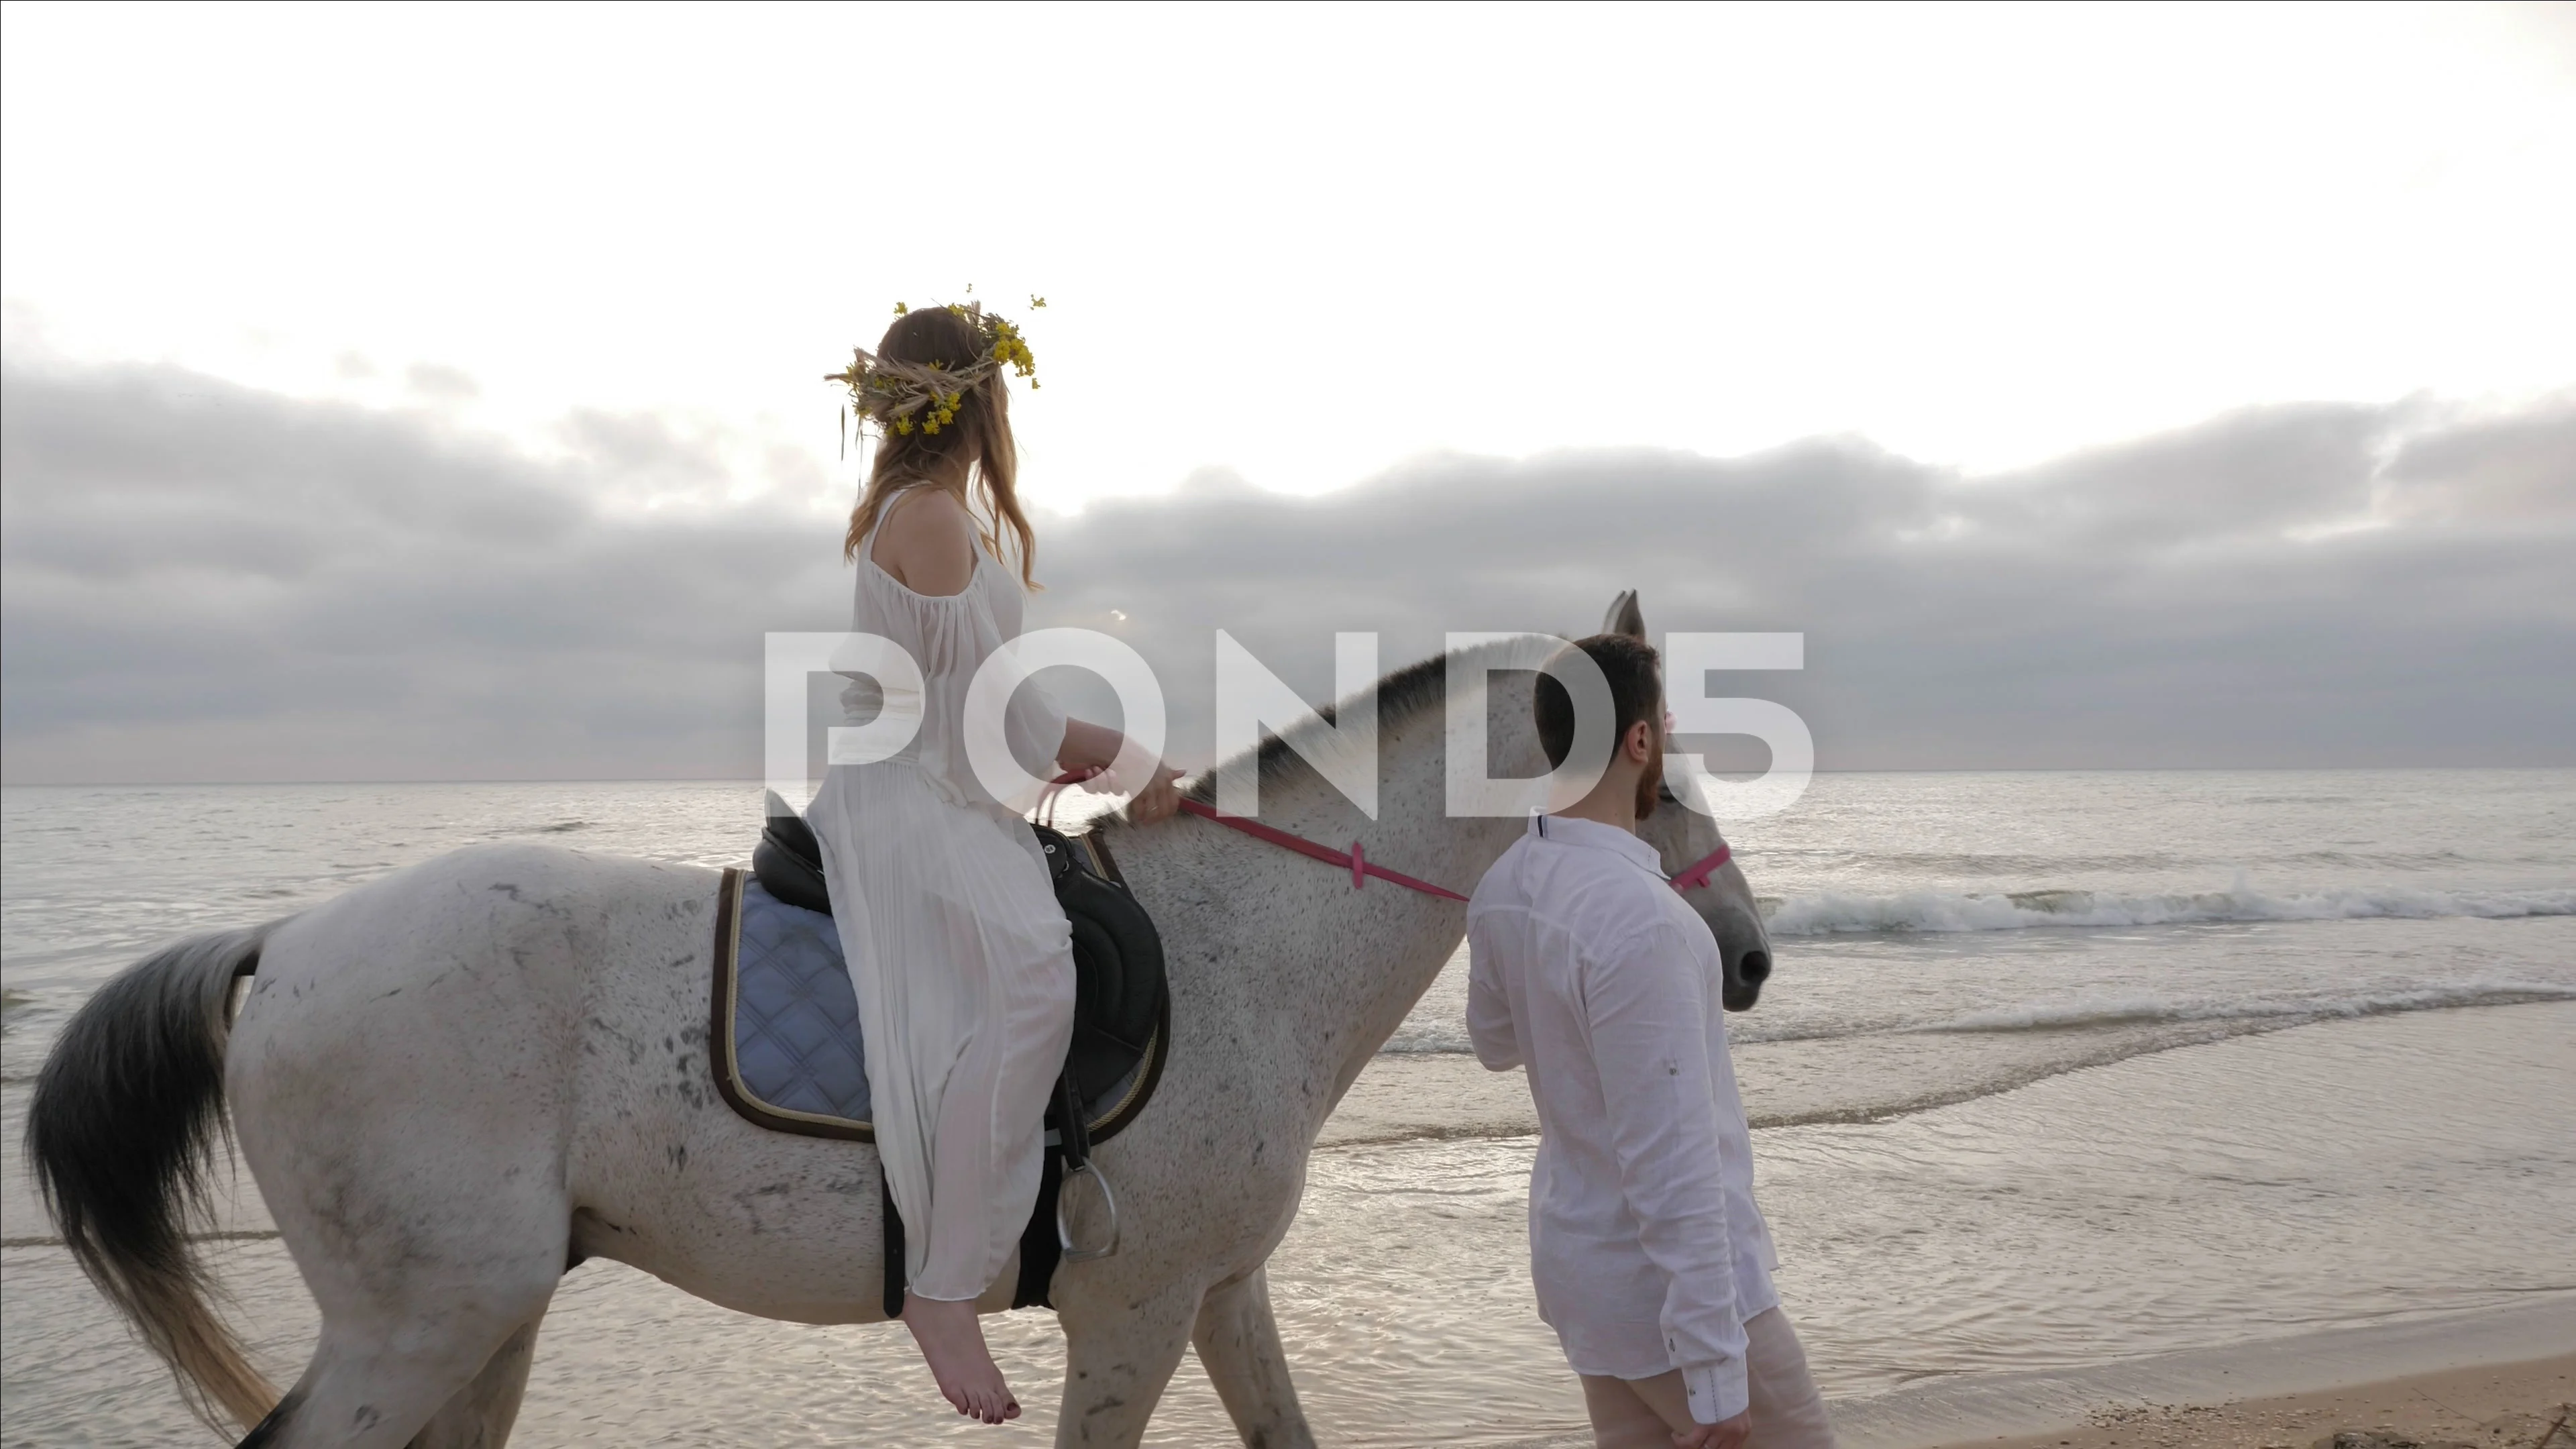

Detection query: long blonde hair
xmin=842 ymin=307 xmax=1038 ymax=587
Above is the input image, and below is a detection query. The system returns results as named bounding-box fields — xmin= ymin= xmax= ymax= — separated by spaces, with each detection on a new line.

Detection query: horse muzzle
xmin=1722 ymin=947 xmax=1771 ymax=1012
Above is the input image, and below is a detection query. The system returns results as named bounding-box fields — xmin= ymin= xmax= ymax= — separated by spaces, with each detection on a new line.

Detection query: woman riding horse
xmin=817 ymin=303 xmax=1182 ymax=1424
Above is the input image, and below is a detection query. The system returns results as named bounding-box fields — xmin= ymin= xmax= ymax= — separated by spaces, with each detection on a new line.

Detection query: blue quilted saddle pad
xmin=712 ymin=873 xmax=875 ymax=1136
xmin=706 ymin=866 xmax=1165 ymax=1145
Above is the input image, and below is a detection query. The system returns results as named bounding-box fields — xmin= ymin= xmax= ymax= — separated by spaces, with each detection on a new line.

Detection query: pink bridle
xmin=1048 ymin=771 xmax=1733 ymax=904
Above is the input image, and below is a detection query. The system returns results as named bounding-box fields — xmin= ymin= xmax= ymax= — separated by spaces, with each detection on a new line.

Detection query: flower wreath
xmin=825 ymin=298 xmax=1039 ymax=438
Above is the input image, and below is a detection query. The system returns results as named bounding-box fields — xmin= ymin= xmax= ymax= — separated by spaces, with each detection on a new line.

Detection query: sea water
xmin=3 ymin=771 xmax=2570 ymax=1446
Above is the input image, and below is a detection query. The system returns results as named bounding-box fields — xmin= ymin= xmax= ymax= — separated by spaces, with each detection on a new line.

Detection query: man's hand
xmin=1671 ymin=1410 xmax=1750 ymax=1449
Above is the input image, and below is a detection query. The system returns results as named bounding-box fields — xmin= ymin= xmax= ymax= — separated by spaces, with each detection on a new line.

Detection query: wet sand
xmin=1490 ymin=1302 xmax=2576 ymax=1449
xmin=1819 ymin=1298 xmax=2576 ymax=1449
xmin=1483 ymin=1280 xmax=2576 ymax=1449
xmin=1939 ymin=1353 xmax=2575 ymax=1449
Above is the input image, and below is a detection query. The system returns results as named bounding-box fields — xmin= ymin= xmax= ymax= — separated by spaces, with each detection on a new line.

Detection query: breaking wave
xmin=1764 ymin=881 xmax=2576 ymax=936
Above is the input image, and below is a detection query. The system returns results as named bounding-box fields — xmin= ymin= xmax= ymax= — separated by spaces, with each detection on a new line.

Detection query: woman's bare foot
xmin=902 ymin=1293 xmax=1021 ymax=1425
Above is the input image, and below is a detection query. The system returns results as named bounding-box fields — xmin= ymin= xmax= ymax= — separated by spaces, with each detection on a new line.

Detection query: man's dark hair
xmin=1534 ymin=633 xmax=1662 ymax=770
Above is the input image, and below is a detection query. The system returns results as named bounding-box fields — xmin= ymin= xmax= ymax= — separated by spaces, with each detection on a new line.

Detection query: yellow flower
xmin=892 ymin=301 xmax=909 ymax=315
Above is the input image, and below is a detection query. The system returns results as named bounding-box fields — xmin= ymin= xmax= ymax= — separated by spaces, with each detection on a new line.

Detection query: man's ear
xmin=1624 ymin=718 xmax=1657 ymax=764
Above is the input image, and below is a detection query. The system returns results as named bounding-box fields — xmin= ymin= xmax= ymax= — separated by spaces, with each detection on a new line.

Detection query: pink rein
xmin=1046 ymin=771 xmax=1733 ymax=904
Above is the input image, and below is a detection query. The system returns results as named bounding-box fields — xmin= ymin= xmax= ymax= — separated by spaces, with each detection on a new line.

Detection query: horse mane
xmin=1179 ymin=641 xmax=1523 ymax=808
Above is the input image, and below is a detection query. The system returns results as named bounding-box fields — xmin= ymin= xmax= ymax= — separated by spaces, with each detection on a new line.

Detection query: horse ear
xmin=1602 ymin=590 xmax=1647 ymax=641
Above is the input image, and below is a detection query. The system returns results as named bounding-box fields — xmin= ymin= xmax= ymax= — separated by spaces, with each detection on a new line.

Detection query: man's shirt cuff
xmin=1680 ymin=1356 xmax=1750 ymax=1425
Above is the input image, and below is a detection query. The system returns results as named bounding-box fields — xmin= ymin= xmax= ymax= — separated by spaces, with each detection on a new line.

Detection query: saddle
xmin=707 ymin=796 xmax=1169 ymax=1311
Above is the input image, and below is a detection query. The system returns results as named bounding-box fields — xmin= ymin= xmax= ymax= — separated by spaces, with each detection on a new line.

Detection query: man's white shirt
xmin=1466 ymin=812 xmax=1780 ymax=1424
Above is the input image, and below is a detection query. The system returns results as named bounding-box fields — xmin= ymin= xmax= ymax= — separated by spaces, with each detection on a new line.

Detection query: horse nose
xmin=1723 ymin=949 xmax=1770 ymax=1012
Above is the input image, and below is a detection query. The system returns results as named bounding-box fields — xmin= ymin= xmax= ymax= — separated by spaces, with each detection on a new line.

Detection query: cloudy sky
xmin=4 ymin=2 xmax=2571 ymax=784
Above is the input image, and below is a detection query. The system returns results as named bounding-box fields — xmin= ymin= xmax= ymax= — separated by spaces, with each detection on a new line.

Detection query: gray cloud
xmin=405 ymin=362 xmax=481 ymax=403
xmin=3 ymin=356 xmax=2570 ymax=784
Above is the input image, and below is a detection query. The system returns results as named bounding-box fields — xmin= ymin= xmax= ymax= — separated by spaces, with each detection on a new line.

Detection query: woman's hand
xmin=1112 ymin=761 xmax=1185 ymax=824
xmin=1059 ymin=718 xmax=1185 ymax=823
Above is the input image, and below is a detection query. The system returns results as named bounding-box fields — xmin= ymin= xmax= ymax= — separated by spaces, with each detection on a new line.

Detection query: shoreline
xmin=1837 ymin=1297 xmax=2576 ymax=1449
xmin=1473 ymin=1299 xmax=2576 ymax=1444
xmin=1322 ymin=996 xmax=2573 ymax=1149
xmin=1479 ymin=1297 xmax=2576 ymax=1449
xmin=1945 ymin=1354 xmax=2575 ymax=1449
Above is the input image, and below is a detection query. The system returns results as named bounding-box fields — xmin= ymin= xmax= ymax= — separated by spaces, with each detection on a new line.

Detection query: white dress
xmin=806 ymin=492 xmax=1077 ymax=1302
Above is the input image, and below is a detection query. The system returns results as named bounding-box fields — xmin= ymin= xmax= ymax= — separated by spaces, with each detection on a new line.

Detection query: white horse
xmin=28 ymin=594 xmax=1774 ymax=1448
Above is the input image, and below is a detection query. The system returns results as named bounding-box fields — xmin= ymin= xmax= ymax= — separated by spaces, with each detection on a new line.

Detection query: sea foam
xmin=1763 ymin=881 xmax=2576 ymax=936
xmin=1918 ymin=979 xmax=2576 ymax=1034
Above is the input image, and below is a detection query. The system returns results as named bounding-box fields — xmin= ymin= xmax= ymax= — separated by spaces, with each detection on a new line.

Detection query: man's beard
xmin=1633 ymin=733 xmax=1666 ymax=820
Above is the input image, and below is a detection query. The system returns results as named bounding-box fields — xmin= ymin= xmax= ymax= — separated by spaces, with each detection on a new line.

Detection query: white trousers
xmin=809 ymin=759 xmax=1076 ymax=1301
xmin=1579 ymin=1308 xmax=1837 ymax=1449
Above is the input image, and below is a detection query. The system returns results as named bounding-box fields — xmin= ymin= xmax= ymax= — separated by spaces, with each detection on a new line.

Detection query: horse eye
xmin=1657 ymin=784 xmax=1679 ymax=804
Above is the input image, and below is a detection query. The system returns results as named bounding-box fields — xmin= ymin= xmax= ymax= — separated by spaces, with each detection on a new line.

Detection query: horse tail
xmin=25 ymin=924 xmax=282 ymax=1432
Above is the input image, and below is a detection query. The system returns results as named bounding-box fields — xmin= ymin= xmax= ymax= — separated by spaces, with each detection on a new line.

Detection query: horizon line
xmin=7 ymin=761 xmax=2575 ymax=790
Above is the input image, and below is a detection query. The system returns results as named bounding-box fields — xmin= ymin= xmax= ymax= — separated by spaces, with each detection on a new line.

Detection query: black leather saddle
xmin=749 ymin=802 xmax=1169 ymax=1311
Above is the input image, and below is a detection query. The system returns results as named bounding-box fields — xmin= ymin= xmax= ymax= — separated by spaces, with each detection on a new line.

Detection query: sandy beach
xmin=1481 ymin=1305 xmax=2576 ymax=1449
xmin=1470 ymin=1300 xmax=2576 ymax=1449
xmin=1939 ymin=1354 xmax=2574 ymax=1449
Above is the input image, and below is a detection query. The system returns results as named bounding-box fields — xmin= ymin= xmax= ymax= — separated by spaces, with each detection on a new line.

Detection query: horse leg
xmin=1052 ymin=1276 xmax=1208 ymax=1448
xmin=243 ymin=1316 xmax=542 ymax=1449
xmin=231 ymin=1048 xmax=566 ymax=1446
xmin=227 ymin=1167 xmax=564 ymax=1449
xmin=235 ymin=1278 xmax=552 ymax=1449
xmin=407 ymin=1317 xmax=543 ymax=1448
xmin=223 ymin=847 xmax=594 ymax=1446
xmin=1192 ymin=1267 xmax=1315 ymax=1449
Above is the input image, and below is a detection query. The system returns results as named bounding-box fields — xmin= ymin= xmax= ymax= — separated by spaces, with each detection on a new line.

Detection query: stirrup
xmin=1056 ymin=1161 xmax=1120 ymax=1262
